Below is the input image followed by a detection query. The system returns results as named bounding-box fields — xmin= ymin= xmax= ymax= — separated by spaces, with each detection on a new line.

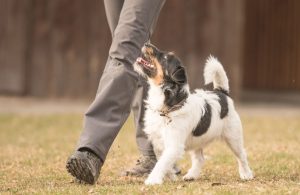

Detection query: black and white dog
xmin=134 ymin=43 xmax=253 ymax=185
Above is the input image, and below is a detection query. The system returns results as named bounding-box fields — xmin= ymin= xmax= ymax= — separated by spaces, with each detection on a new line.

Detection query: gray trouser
xmin=77 ymin=0 xmax=165 ymax=162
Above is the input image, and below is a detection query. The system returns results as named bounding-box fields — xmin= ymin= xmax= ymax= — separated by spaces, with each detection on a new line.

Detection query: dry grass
xmin=0 ymin=111 xmax=300 ymax=194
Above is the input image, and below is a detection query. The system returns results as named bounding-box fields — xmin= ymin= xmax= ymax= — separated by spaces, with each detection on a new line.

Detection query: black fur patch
xmin=163 ymin=82 xmax=188 ymax=108
xmin=214 ymin=89 xmax=229 ymax=119
xmin=214 ymin=88 xmax=229 ymax=96
xmin=192 ymin=102 xmax=211 ymax=136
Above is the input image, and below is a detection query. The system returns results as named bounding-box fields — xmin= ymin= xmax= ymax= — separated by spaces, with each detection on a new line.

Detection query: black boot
xmin=66 ymin=150 xmax=102 ymax=184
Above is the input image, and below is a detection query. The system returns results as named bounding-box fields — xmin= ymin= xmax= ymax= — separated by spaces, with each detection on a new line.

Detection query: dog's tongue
xmin=137 ymin=57 xmax=149 ymax=66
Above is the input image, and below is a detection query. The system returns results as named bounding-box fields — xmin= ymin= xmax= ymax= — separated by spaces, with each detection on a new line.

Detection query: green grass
xmin=0 ymin=113 xmax=300 ymax=194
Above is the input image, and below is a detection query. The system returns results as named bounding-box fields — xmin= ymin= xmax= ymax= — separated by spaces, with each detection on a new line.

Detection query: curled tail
xmin=204 ymin=55 xmax=229 ymax=94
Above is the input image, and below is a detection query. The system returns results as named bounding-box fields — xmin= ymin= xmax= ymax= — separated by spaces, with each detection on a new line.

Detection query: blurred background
xmin=0 ymin=0 xmax=300 ymax=103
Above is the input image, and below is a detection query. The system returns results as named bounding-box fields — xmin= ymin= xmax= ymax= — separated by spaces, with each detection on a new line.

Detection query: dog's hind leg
xmin=223 ymin=114 xmax=253 ymax=180
xmin=183 ymin=149 xmax=205 ymax=181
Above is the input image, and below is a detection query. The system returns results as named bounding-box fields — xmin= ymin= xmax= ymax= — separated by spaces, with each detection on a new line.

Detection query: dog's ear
xmin=171 ymin=66 xmax=187 ymax=84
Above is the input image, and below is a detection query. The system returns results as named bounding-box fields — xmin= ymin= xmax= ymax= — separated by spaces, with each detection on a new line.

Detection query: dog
xmin=134 ymin=43 xmax=253 ymax=185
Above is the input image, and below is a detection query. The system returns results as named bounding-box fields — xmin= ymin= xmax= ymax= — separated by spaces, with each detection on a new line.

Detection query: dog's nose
xmin=141 ymin=45 xmax=147 ymax=53
xmin=144 ymin=42 xmax=158 ymax=55
xmin=143 ymin=42 xmax=153 ymax=54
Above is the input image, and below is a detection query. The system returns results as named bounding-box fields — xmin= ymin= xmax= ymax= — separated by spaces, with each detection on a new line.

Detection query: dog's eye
xmin=164 ymin=55 xmax=168 ymax=60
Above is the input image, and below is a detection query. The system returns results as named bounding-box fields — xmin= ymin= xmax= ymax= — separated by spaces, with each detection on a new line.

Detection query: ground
xmin=0 ymin=97 xmax=300 ymax=194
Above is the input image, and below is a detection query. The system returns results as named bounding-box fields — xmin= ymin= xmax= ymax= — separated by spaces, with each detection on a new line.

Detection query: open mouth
xmin=136 ymin=56 xmax=155 ymax=69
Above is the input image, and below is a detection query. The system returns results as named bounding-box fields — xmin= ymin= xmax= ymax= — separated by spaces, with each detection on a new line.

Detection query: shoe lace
xmin=86 ymin=151 xmax=99 ymax=164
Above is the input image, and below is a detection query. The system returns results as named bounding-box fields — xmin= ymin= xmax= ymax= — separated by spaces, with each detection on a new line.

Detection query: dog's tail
xmin=204 ymin=55 xmax=229 ymax=94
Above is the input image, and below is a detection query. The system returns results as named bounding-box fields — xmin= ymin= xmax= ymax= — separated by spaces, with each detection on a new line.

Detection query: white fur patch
xmin=204 ymin=55 xmax=229 ymax=92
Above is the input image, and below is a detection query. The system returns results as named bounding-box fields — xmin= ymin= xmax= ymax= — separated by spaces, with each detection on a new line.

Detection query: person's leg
xmin=105 ymin=0 xmax=155 ymax=158
xmin=67 ymin=0 xmax=166 ymax=184
xmin=105 ymin=0 xmax=158 ymax=176
xmin=80 ymin=0 xmax=165 ymax=163
xmin=121 ymin=78 xmax=158 ymax=177
xmin=132 ymin=79 xmax=154 ymax=156
xmin=66 ymin=1 xmax=124 ymax=184
xmin=104 ymin=0 xmax=124 ymax=36
xmin=131 ymin=0 xmax=165 ymax=159
xmin=121 ymin=0 xmax=167 ymax=176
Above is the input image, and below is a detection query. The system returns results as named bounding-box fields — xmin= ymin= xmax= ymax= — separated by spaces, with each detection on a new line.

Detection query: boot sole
xmin=66 ymin=154 xmax=95 ymax=185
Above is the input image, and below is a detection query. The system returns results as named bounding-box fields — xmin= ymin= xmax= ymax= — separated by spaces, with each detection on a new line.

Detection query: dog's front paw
xmin=183 ymin=171 xmax=200 ymax=181
xmin=239 ymin=169 xmax=254 ymax=180
xmin=145 ymin=176 xmax=163 ymax=185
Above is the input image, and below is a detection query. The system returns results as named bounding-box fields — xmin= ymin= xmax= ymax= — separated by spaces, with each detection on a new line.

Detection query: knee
xmin=109 ymin=24 xmax=149 ymax=64
xmin=113 ymin=18 xmax=149 ymax=43
xmin=101 ymin=62 xmax=139 ymax=84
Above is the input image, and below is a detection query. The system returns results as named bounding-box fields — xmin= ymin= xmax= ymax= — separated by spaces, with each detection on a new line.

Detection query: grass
xmin=0 ymin=112 xmax=300 ymax=194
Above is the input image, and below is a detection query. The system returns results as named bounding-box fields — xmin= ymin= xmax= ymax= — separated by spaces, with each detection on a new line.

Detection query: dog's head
xmin=134 ymin=43 xmax=189 ymax=108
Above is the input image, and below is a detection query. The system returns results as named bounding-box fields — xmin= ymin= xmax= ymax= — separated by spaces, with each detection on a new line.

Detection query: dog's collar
xmin=147 ymin=99 xmax=186 ymax=125
xmin=158 ymin=99 xmax=186 ymax=117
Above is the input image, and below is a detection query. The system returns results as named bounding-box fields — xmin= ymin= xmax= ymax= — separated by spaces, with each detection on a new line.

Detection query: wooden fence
xmin=0 ymin=0 xmax=299 ymax=98
xmin=243 ymin=0 xmax=300 ymax=91
xmin=0 ymin=0 xmax=110 ymax=97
